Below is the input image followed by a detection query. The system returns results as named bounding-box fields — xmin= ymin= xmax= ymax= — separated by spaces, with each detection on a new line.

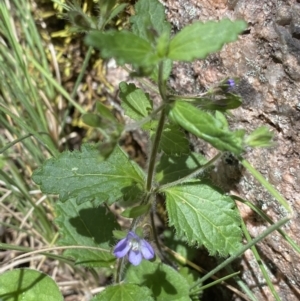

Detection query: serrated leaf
xmin=168 ymin=19 xmax=247 ymax=61
xmin=85 ymin=30 xmax=158 ymax=66
xmin=168 ymin=101 xmax=245 ymax=154
xmin=131 ymin=0 xmax=171 ymax=44
xmin=159 ymin=124 xmax=189 ymax=155
xmin=91 ymin=283 xmax=154 ymax=301
xmin=119 ymin=82 xmax=153 ymax=121
xmin=155 ymin=152 xmax=207 ymax=185
xmin=55 ymin=198 xmax=118 ymax=266
xmin=0 ymin=269 xmax=63 ymax=301
xmin=164 ymin=182 xmax=242 ymax=256
xmin=32 ymin=144 xmax=145 ymax=205
xmin=126 ymin=261 xmax=190 ymax=301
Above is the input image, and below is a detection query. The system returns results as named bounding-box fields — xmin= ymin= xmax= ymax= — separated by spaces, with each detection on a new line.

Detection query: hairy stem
xmin=115 ymin=257 xmax=125 ymax=284
xmin=146 ymin=109 xmax=165 ymax=191
xmin=149 ymin=206 xmax=175 ymax=267
xmin=146 ymin=61 xmax=167 ymax=192
xmin=158 ymin=61 xmax=167 ymax=101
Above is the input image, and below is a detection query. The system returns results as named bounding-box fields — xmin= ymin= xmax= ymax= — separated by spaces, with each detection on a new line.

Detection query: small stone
xmin=291 ymin=5 xmax=300 ymax=39
xmin=276 ymin=5 xmax=292 ymax=26
xmin=227 ymin=0 xmax=239 ymax=10
xmin=284 ymin=54 xmax=300 ymax=81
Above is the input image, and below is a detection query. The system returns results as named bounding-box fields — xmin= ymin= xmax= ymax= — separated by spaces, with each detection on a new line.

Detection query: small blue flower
xmin=227 ymin=78 xmax=235 ymax=89
xmin=113 ymin=231 xmax=154 ymax=266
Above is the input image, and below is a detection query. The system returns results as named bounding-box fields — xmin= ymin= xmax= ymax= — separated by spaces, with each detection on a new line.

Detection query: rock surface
xmin=162 ymin=0 xmax=300 ymax=300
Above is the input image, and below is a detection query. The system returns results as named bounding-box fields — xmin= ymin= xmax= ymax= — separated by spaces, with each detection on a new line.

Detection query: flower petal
xmin=113 ymin=237 xmax=130 ymax=258
xmin=127 ymin=231 xmax=140 ymax=240
xmin=128 ymin=249 xmax=142 ymax=266
xmin=140 ymin=240 xmax=155 ymax=260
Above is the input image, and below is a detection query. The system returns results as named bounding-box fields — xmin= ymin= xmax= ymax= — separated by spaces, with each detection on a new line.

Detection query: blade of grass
xmin=225 ymin=265 xmax=258 ymax=301
xmin=240 ymin=218 xmax=281 ymax=301
xmin=190 ymin=217 xmax=290 ymax=289
xmin=233 ymin=195 xmax=300 ymax=255
xmin=240 ymin=158 xmax=292 ymax=214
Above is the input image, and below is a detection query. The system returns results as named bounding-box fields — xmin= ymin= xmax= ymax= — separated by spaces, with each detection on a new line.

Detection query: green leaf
xmin=113 ymin=230 xmax=127 ymax=240
xmin=105 ymin=3 xmax=128 ymax=25
xmin=168 ymin=101 xmax=245 ymax=154
xmin=163 ymin=229 xmax=197 ymax=261
xmin=118 ymin=184 xmax=145 ymax=207
xmin=245 ymin=126 xmax=274 ymax=148
xmin=188 ymin=93 xmax=242 ymax=111
xmin=155 ymin=152 xmax=207 ymax=185
xmin=130 ymin=0 xmax=171 ymax=44
xmin=91 ymin=283 xmax=154 ymax=301
xmin=163 ymin=182 xmax=242 ymax=256
xmin=82 ymin=113 xmax=103 ymax=127
xmin=215 ymin=111 xmax=229 ymax=129
xmin=159 ymin=124 xmax=189 ymax=155
xmin=126 ymin=261 xmax=190 ymax=301
xmin=168 ymin=19 xmax=247 ymax=61
xmin=96 ymin=102 xmax=116 ymax=122
xmin=55 ymin=198 xmax=118 ymax=266
xmin=178 ymin=267 xmax=198 ymax=287
xmin=32 ymin=144 xmax=145 ymax=205
xmin=99 ymin=0 xmax=118 ymax=18
xmin=85 ymin=30 xmax=158 ymax=66
xmin=119 ymin=82 xmax=153 ymax=121
xmin=0 ymin=269 xmax=63 ymax=301
xmin=82 ymin=103 xmax=124 ymax=159
xmin=121 ymin=203 xmax=151 ymax=218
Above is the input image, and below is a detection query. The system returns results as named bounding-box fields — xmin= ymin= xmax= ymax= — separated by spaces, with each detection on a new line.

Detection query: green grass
xmin=0 ymin=1 xmax=97 ymax=297
xmin=0 ymin=0 xmax=58 ymax=244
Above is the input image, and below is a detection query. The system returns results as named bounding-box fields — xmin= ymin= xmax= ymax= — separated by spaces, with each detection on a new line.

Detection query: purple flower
xmin=227 ymin=78 xmax=235 ymax=89
xmin=113 ymin=231 xmax=154 ymax=266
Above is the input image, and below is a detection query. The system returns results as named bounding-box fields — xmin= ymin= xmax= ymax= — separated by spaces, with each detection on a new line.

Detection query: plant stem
xmin=146 ymin=61 xmax=167 ymax=192
xmin=149 ymin=207 xmax=175 ymax=268
xmin=146 ymin=109 xmax=165 ymax=191
xmin=158 ymin=61 xmax=167 ymax=100
xmin=115 ymin=257 xmax=125 ymax=283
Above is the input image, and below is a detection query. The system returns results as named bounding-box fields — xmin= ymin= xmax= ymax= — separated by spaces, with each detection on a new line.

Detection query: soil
xmin=158 ymin=0 xmax=300 ymax=300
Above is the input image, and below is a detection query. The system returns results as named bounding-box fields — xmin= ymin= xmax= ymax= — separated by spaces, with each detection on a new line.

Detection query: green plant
xmin=0 ymin=0 xmax=296 ymax=300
